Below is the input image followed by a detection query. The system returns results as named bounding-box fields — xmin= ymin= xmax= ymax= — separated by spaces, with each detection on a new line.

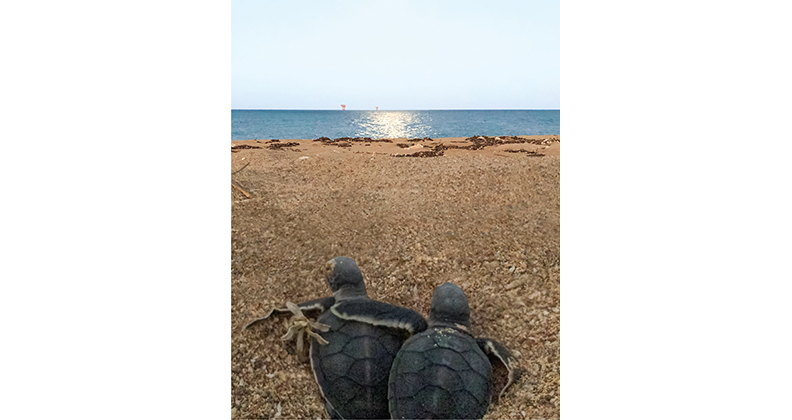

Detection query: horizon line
xmin=232 ymin=108 xmax=560 ymax=111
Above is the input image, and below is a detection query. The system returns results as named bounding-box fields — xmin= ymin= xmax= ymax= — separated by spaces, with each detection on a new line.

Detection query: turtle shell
xmin=388 ymin=327 xmax=492 ymax=419
xmin=311 ymin=309 xmax=411 ymax=419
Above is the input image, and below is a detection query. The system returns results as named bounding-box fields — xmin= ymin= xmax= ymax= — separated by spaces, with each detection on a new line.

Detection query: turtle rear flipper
xmin=330 ymin=299 xmax=428 ymax=335
xmin=244 ymin=296 xmax=335 ymax=329
xmin=476 ymin=337 xmax=521 ymax=400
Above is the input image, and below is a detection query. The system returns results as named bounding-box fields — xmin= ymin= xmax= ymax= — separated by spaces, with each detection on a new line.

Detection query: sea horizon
xmin=232 ymin=109 xmax=560 ymax=141
xmin=232 ymin=108 xmax=560 ymax=112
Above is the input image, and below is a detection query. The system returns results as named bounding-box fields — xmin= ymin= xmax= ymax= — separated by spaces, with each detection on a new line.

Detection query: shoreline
xmin=231 ymin=134 xmax=560 ymax=159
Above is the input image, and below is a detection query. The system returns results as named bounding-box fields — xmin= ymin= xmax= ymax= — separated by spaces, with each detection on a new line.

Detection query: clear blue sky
xmin=232 ymin=0 xmax=559 ymax=110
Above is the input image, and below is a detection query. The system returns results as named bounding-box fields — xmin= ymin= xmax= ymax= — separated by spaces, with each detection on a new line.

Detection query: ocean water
xmin=231 ymin=110 xmax=559 ymax=140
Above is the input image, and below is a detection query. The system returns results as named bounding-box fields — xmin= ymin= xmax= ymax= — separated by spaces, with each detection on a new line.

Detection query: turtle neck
xmin=332 ymin=285 xmax=369 ymax=302
xmin=428 ymin=319 xmax=473 ymax=336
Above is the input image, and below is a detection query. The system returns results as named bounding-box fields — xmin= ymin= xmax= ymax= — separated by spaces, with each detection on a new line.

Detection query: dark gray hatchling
xmin=388 ymin=282 xmax=519 ymax=419
xmin=245 ymin=256 xmax=428 ymax=419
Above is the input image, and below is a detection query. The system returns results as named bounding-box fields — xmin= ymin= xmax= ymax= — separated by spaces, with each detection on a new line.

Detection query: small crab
xmin=280 ymin=301 xmax=330 ymax=354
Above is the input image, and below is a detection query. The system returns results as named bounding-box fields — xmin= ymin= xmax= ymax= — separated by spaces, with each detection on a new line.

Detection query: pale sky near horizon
xmin=232 ymin=0 xmax=559 ymax=110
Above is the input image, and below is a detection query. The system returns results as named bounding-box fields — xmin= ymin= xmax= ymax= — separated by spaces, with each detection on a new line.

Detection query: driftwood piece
xmin=231 ymin=180 xmax=251 ymax=198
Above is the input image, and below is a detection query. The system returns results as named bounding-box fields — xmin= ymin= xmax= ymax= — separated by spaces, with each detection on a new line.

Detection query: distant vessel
xmin=376 ymin=106 xmax=379 ymax=111
xmin=340 ymin=104 xmax=346 ymax=111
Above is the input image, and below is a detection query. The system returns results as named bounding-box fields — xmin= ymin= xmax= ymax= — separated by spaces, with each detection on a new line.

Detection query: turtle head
xmin=325 ymin=257 xmax=368 ymax=300
xmin=429 ymin=282 xmax=472 ymax=330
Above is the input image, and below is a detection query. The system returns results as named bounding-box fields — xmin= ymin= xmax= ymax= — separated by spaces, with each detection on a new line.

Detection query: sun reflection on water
xmin=354 ymin=111 xmax=432 ymax=139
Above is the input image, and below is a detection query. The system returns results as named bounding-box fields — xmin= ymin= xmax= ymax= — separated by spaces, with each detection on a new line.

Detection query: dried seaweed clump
xmin=521 ymin=136 xmax=559 ymax=146
xmin=394 ymin=144 xmax=446 ymax=158
xmin=267 ymin=142 xmax=300 ymax=150
xmin=465 ymin=136 xmax=528 ymax=149
xmin=314 ymin=137 xmax=394 ymax=145
xmin=231 ymin=144 xmax=262 ymax=153
xmin=443 ymin=135 xmax=560 ymax=151
xmin=363 ymin=138 xmax=395 ymax=143
xmin=504 ymin=148 xmax=545 ymax=157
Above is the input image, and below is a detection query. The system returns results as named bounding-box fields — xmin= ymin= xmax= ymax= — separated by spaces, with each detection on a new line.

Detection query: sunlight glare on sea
xmin=354 ymin=111 xmax=431 ymax=139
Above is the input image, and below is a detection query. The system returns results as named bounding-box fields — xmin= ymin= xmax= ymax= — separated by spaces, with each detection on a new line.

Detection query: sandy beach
xmin=231 ymin=135 xmax=560 ymax=419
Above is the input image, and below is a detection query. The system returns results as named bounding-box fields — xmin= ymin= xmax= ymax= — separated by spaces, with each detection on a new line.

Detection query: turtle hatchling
xmin=245 ymin=256 xmax=428 ymax=419
xmin=388 ymin=282 xmax=519 ymax=419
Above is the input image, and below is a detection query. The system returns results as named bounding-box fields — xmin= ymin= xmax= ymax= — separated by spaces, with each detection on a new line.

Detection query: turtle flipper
xmin=476 ymin=338 xmax=521 ymax=400
xmin=244 ymin=296 xmax=335 ymax=329
xmin=330 ymin=300 xmax=428 ymax=335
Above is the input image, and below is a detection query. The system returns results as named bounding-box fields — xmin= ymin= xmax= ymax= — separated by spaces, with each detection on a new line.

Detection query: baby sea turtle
xmin=245 ymin=256 xmax=428 ymax=419
xmin=388 ymin=282 xmax=519 ymax=419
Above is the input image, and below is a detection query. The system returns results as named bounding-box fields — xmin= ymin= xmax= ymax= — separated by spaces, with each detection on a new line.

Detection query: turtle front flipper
xmin=476 ymin=338 xmax=521 ymax=400
xmin=244 ymin=296 xmax=335 ymax=329
xmin=330 ymin=300 xmax=428 ymax=335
